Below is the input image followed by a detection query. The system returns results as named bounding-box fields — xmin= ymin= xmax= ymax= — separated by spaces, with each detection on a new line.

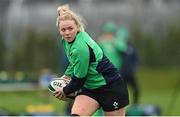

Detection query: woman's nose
xmin=65 ymin=30 xmax=70 ymax=35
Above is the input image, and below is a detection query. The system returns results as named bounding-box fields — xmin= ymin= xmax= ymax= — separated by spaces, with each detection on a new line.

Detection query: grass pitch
xmin=0 ymin=67 xmax=179 ymax=115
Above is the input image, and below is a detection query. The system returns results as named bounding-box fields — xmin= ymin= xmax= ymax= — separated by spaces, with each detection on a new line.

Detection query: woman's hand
xmin=53 ymin=75 xmax=72 ymax=101
xmin=54 ymin=88 xmax=67 ymax=101
xmin=62 ymin=75 xmax=71 ymax=84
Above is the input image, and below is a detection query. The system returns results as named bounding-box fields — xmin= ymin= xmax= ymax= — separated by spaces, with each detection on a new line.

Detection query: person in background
xmin=54 ymin=4 xmax=129 ymax=116
xmin=116 ymin=27 xmax=140 ymax=105
xmin=97 ymin=21 xmax=127 ymax=70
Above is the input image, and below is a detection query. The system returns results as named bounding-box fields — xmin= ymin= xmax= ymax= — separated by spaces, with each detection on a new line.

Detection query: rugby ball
xmin=48 ymin=77 xmax=78 ymax=100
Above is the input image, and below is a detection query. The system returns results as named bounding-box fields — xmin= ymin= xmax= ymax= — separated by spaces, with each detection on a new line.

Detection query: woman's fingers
xmin=54 ymin=90 xmax=66 ymax=100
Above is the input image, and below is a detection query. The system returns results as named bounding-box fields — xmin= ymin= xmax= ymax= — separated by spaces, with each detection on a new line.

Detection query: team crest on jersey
xmin=113 ymin=101 xmax=119 ymax=109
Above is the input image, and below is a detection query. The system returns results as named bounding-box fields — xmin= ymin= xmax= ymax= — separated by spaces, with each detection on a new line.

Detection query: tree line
xmin=0 ymin=21 xmax=179 ymax=78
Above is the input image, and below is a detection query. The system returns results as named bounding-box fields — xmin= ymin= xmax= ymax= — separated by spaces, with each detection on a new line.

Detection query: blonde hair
xmin=56 ymin=4 xmax=85 ymax=32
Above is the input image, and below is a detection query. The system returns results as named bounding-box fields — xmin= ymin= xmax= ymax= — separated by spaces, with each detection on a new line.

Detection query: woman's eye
xmin=61 ymin=28 xmax=65 ymax=32
xmin=68 ymin=27 xmax=73 ymax=31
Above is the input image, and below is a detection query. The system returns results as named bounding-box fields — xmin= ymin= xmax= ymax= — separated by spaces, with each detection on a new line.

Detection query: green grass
xmin=0 ymin=67 xmax=179 ymax=115
xmin=135 ymin=67 xmax=180 ymax=115
xmin=0 ymin=91 xmax=68 ymax=115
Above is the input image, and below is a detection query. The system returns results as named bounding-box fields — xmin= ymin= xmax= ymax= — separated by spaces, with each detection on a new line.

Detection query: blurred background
xmin=0 ymin=0 xmax=180 ymax=116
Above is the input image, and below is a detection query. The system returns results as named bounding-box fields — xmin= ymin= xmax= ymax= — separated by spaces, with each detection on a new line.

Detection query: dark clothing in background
xmin=120 ymin=42 xmax=139 ymax=104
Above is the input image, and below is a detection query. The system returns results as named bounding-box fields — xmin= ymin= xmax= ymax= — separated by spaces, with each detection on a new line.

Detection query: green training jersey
xmin=62 ymin=31 xmax=107 ymax=89
xmin=98 ymin=38 xmax=122 ymax=69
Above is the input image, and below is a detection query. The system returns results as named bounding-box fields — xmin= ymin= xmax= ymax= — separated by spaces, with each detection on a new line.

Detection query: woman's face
xmin=59 ymin=20 xmax=79 ymax=42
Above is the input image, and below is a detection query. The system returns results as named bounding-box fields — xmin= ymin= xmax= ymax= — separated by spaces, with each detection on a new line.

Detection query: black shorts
xmin=78 ymin=78 xmax=129 ymax=112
